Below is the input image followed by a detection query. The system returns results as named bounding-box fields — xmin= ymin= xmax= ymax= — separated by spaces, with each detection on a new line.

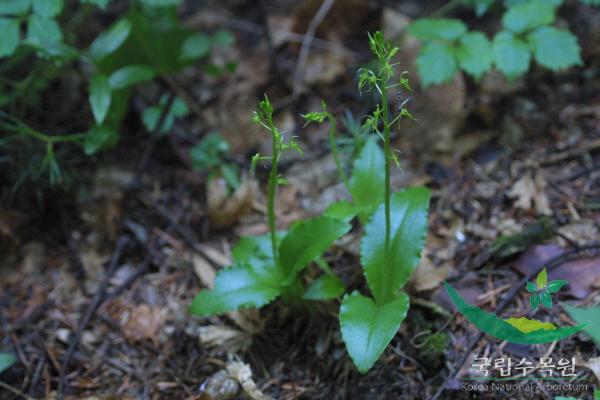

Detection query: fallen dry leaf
xmin=509 ymin=171 xmax=552 ymax=215
xmin=200 ymin=369 xmax=240 ymax=400
xmin=226 ymin=361 xmax=273 ymax=400
xmin=123 ymin=304 xmax=166 ymax=346
xmin=198 ymin=325 xmax=250 ymax=352
xmin=193 ymin=254 xmax=216 ymax=289
xmin=557 ymin=220 xmax=599 ymax=247
xmin=208 ymin=177 xmax=257 ymax=228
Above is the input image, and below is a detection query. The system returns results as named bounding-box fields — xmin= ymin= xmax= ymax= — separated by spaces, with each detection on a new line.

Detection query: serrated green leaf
xmin=303 ymin=274 xmax=345 ymax=300
xmin=0 ymin=352 xmax=16 ymax=374
xmin=540 ymin=290 xmax=552 ymax=309
xmin=323 ymin=200 xmax=357 ymax=223
xmin=89 ymin=19 xmax=131 ymax=60
xmin=279 ymin=217 xmax=351 ymax=282
xmin=232 ymin=233 xmax=277 ymax=266
xmin=84 ymin=125 xmax=117 ymax=155
xmin=562 ymin=303 xmax=600 ymax=349
xmin=492 ymin=31 xmax=531 ymax=78
xmin=530 ymin=293 xmax=540 ymax=311
xmin=536 ymin=267 xmax=548 ymax=288
xmin=408 ymin=18 xmax=467 ymax=41
xmin=89 ymin=75 xmax=111 ymax=125
xmin=108 ymin=65 xmax=155 ymax=89
xmin=179 ymin=32 xmax=211 ymax=60
xmin=0 ymin=0 xmax=30 ymax=15
xmin=0 ymin=18 xmax=20 ymax=58
xmin=526 ymin=281 xmax=537 ymax=292
xmin=340 ymin=291 xmax=409 ymax=373
xmin=32 ymin=0 xmax=63 ymax=18
xmin=349 ymin=137 xmax=384 ymax=222
xmin=27 ymin=14 xmax=62 ymax=45
xmin=528 ymin=27 xmax=582 ymax=70
xmin=456 ymin=31 xmax=492 ymax=80
xmin=80 ymin=0 xmax=110 ymax=8
xmin=416 ymin=41 xmax=459 ymax=87
xmin=547 ymin=279 xmax=568 ymax=293
xmin=362 ymin=187 xmax=431 ymax=304
xmin=189 ymin=263 xmax=281 ymax=316
xmin=502 ymin=0 xmax=556 ymax=33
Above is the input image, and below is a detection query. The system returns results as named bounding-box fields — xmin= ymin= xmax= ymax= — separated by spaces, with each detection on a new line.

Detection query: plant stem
xmin=381 ymin=83 xmax=392 ymax=304
xmin=431 ymin=0 xmax=463 ymax=17
xmin=267 ymin=123 xmax=279 ymax=262
xmin=327 ymin=113 xmax=351 ymax=191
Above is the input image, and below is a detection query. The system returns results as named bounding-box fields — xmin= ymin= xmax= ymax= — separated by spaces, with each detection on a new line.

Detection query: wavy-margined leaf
xmin=528 ymin=27 xmax=582 ymax=70
xmin=445 ymin=282 xmax=587 ymax=344
xmin=456 ymin=31 xmax=492 ymax=80
xmin=89 ymin=19 xmax=131 ymax=60
xmin=562 ymin=303 xmax=600 ymax=349
xmin=324 ymin=200 xmax=357 ymax=223
xmin=492 ymin=31 xmax=531 ymax=78
xmin=502 ymin=0 xmax=556 ymax=33
xmin=362 ymin=187 xmax=431 ymax=304
xmin=416 ymin=42 xmax=458 ymax=87
xmin=0 ymin=353 xmax=16 ymax=374
xmin=279 ymin=217 xmax=351 ymax=282
xmin=408 ymin=18 xmax=467 ymax=41
xmin=303 ymin=274 xmax=345 ymax=300
xmin=349 ymin=137 xmax=384 ymax=222
xmin=89 ymin=75 xmax=112 ymax=124
xmin=189 ymin=263 xmax=281 ymax=316
xmin=340 ymin=291 xmax=409 ymax=373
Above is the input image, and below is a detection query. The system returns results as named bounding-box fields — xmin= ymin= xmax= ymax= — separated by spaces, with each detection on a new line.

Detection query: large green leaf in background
xmin=456 ymin=31 xmax=493 ymax=80
xmin=32 ymin=0 xmax=64 ymax=18
xmin=502 ymin=0 xmax=556 ymax=33
xmin=416 ymin=42 xmax=458 ymax=87
xmin=361 ymin=187 xmax=431 ymax=304
xmin=278 ymin=217 xmax=350 ymax=283
xmin=89 ymin=74 xmax=112 ymax=124
xmin=340 ymin=292 xmax=409 ymax=373
xmin=108 ymin=65 xmax=155 ymax=89
xmin=528 ymin=27 xmax=581 ymax=70
xmin=349 ymin=137 xmax=384 ymax=222
xmin=189 ymin=263 xmax=281 ymax=316
xmin=0 ymin=0 xmax=30 ymax=15
xmin=0 ymin=18 xmax=20 ymax=57
xmin=492 ymin=31 xmax=531 ymax=78
xmin=303 ymin=274 xmax=345 ymax=300
xmin=563 ymin=303 xmax=600 ymax=349
xmin=90 ymin=18 xmax=132 ymax=60
xmin=0 ymin=353 xmax=16 ymax=374
xmin=408 ymin=18 xmax=467 ymax=41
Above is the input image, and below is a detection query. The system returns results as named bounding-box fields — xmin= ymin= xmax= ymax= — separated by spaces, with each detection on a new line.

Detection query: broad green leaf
xmin=530 ymin=293 xmax=540 ymax=311
xmin=547 ymin=279 xmax=568 ymax=293
xmin=502 ymin=0 xmax=556 ymax=33
xmin=562 ymin=303 xmax=600 ymax=349
xmin=90 ymin=19 xmax=131 ymax=60
xmin=446 ymin=282 xmax=588 ymax=344
xmin=536 ymin=267 xmax=548 ymax=288
xmin=278 ymin=217 xmax=351 ymax=282
xmin=179 ymin=32 xmax=211 ymax=60
xmin=89 ymin=75 xmax=111 ymax=125
xmin=0 ymin=0 xmax=30 ymax=15
xmin=492 ymin=31 xmax=531 ymax=78
xmin=408 ymin=18 xmax=467 ymax=41
xmin=108 ymin=65 xmax=155 ymax=89
xmin=416 ymin=41 xmax=458 ymax=87
xmin=84 ymin=125 xmax=117 ymax=155
xmin=505 ymin=317 xmax=556 ymax=333
xmin=528 ymin=27 xmax=582 ymax=70
xmin=362 ymin=187 xmax=431 ymax=304
xmin=32 ymin=0 xmax=64 ymax=18
xmin=456 ymin=31 xmax=492 ymax=80
xmin=303 ymin=274 xmax=345 ymax=300
xmin=232 ymin=234 xmax=276 ymax=266
xmin=540 ymin=291 xmax=552 ymax=308
xmin=349 ymin=137 xmax=384 ymax=222
xmin=324 ymin=200 xmax=357 ymax=223
xmin=340 ymin=291 xmax=409 ymax=373
xmin=189 ymin=263 xmax=281 ymax=316
xmin=212 ymin=30 xmax=234 ymax=47
xmin=80 ymin=0 xmax=110 ymax=8
xmin=27 ymin=14 xmax=62 ymax=45
xmin=0 ymin=18 xmax=20 ymax=58
xmin=0 ymin=352 xmax=16 ymax=374
xmin=526 ymin=281 xmax=537 ymax=293
xmin=138 ymin=0 xmax=182 ymax=7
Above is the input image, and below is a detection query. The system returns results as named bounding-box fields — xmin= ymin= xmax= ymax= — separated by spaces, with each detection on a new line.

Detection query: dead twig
xmin=431 ymin=243 xmax=600 ymax=400
xmin=57 ymin=235 xmax=129 ymax=399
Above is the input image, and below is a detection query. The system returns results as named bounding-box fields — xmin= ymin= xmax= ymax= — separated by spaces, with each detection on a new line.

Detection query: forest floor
xmin=1 ymin=0 xmax=600 ymax=399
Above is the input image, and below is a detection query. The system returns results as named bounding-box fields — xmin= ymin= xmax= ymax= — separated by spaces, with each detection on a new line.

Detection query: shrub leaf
xmin=528 ymin=27 xmax=582 ymax=70
xmin=492 ymin=31 xmax=531 ymax=78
